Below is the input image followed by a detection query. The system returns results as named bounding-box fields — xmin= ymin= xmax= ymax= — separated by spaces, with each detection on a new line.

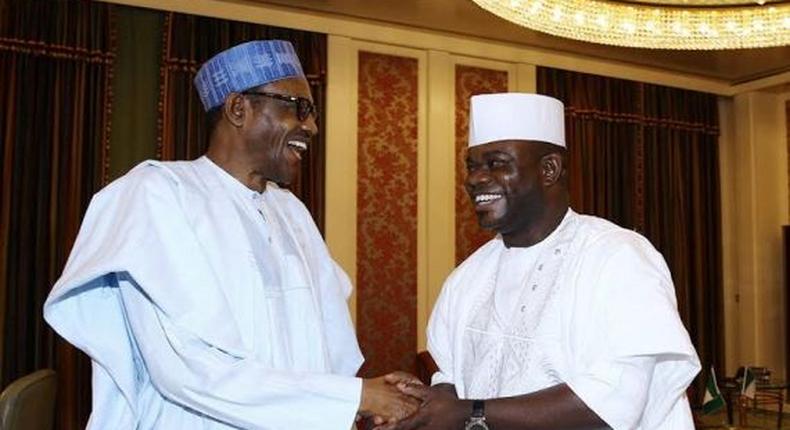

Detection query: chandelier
xmin=470 ymin=0 xmax=790 ymax=49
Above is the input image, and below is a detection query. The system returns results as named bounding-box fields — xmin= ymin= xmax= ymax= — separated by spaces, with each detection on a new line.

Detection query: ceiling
xmin=253 ymin=0 xmax=790 ymax=84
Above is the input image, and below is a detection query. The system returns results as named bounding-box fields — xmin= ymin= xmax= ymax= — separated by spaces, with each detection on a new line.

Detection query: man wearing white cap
xmin=383 ymin=93 xmax=700 ymax=430
xmin=44 ymin=40 xmax=417 ymax=429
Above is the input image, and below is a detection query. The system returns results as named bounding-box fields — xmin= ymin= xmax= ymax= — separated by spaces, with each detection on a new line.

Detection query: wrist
xmin=455 ymin=399 xmax=474 ymax=425
xmin=463 ymin=400 xmax=490 ymax=430
xmin=359 ymin=378 xmax=371 ymax=413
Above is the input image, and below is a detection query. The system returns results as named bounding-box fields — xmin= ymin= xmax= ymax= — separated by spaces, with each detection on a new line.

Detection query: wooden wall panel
xmin=356 ymin=51 xmax=419 ymax=376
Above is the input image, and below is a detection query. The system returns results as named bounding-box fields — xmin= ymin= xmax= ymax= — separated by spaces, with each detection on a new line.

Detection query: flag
xmin=702 ymin=366 xmax=725 ymax=414
xmin=742 ymin=367 xmax=756 ymax=399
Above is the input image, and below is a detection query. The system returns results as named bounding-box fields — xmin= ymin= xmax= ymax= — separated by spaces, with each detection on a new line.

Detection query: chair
xmin=0 ymin=369 xmax=57 ymax=430
xmin=736 ymin=366 xmax=784 ymax=430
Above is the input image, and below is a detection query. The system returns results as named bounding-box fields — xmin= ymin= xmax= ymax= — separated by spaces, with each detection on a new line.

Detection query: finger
xmin=375 ymin=416 xmax=408 ymax=430
xmin=392 ymin=399 xmax=422 ymax=423
xmin=393 ymin=412 xmax=426 ymax=430
xmin=377 ymin=417 xmax=411 ymax=430
xmin=384 ymin=371 xmax=423 ymax=386
xmin=402 ymin=395 xmax=421 ymax=414
xmin=397 ymin=383 xmax=431 ymax=401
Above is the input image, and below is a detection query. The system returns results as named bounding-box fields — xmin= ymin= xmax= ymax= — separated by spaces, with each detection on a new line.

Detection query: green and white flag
xmin=702 ymin=366 xmax=725 ymax=414
xmin=742 ymin=367 xmax=756 ymax=399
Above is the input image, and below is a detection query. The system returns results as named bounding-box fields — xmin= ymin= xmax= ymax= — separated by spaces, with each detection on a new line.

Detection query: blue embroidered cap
xmin=194 ymin=40 xmax=305 ymax=111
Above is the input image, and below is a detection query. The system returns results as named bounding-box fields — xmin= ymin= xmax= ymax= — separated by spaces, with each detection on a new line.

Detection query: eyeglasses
xmin=241 ymin=91 xmax=318 ymax=122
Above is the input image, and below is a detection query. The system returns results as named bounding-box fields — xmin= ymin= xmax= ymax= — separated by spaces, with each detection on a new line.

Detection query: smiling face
xmin=464 ymin=140 xmax=558 ymax=237
xmin=240 ymin=77 xmax=317 ymax=186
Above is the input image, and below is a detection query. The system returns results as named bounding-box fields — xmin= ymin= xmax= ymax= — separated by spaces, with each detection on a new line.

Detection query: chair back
xmin=751 ymin=367 xmax=772 ymax=384
xmin=0 ymin=369 xmax=57 ymax=430
xmin=736 ymin=366 xmax=773 ymax=384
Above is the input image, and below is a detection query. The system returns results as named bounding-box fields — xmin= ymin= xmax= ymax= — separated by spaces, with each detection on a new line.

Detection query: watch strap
xmin=471 ymin=400 xmax=485 ymax=418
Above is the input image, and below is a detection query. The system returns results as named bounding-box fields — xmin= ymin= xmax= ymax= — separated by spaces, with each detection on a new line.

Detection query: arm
xmin=121 ymin=280 xmax=417 ymax=429
xmin=382 ymin=382 xmax=610 ymax=430
xmin=387 ymin=352 xmax=655 ymax=429
xmin=483 ymin=384 xmax=609 ymax=429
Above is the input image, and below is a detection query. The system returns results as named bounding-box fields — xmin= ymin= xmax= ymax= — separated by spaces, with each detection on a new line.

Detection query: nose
xmin=465 ymin=167 xmax=492 ymax=192
xmin=301 ymin=114 xmax=318 ymax=136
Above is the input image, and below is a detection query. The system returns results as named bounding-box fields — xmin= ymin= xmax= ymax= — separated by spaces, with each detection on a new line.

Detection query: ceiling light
xmin=470 ymin=0 xmax=790 ymax=49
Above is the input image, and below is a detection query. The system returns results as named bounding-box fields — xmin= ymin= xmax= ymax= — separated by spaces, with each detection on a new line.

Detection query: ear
xmin=223 ymin=92 xmax=247 ymax=128
xmin=540 ymin=152 xmax=563 ymax=186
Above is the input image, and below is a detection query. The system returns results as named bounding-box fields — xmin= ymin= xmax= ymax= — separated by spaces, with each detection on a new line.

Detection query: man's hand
xmin=383 ymin=371 xmax=423 ymax=388
xmin=376 ymin=383 xmax=468 ymax=430
xmin=359 ymin=373 xmax=422 ymax=426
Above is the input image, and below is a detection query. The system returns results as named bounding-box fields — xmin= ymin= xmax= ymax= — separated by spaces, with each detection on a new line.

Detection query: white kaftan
xmin=428 ymin=210 xmax=700 ymax=430
xmin=44 ymin=157 xmax=364 ymax=429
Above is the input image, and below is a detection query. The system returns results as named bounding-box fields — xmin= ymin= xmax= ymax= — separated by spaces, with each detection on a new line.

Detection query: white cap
xmin=469 ymin=93 xmax=565 ymax=148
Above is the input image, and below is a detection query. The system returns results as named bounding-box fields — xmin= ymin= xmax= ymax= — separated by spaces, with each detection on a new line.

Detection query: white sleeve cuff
xmin=430 ymin=371 xmax=454 ymax=387
xmin=566 ymin=357 xmax=656 ymax=430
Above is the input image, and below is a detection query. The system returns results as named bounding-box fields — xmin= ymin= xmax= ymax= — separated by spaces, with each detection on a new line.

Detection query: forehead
xmin=467 ymin=140 xmax=536 ymax=160
xmin=260 ymin=77 xmax=313 ymax=100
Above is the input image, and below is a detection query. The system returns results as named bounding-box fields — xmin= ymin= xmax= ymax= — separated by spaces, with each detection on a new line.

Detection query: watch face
xmin=464 ymin=421 xmax=489 ymax=430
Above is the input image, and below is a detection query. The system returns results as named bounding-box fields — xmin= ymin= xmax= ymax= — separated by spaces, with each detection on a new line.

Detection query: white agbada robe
xmin=44 ymin=156 xmax=364 ymax=429
xmin=428 ymin=209 xmax=700 ymax=430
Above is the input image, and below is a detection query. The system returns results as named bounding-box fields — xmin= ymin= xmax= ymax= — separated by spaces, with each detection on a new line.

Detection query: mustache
xmin=466 ymin=185 xmax=504 ymax=195
xmin=287 ymin=130 xmax=314 ymax=141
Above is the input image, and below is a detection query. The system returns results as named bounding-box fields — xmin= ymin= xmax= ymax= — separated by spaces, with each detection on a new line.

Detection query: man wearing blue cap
xmin=44 ymin=40 xmax=417 ymax=429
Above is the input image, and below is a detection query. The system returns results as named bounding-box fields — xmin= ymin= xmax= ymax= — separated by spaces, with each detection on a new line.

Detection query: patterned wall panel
xmin=356 ymin=51 xmax=419 ymax=376
xmin=455 ymin=65 xmax=509 ymax=263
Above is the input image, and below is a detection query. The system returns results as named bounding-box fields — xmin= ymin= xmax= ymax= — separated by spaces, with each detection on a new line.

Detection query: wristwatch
xmin=464 ymin=400 xmax=489 ymax=430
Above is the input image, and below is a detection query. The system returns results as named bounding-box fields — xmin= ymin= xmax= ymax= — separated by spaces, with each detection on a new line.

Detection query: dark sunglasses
xmin=241 ymin=91 xmax=318 ymax=122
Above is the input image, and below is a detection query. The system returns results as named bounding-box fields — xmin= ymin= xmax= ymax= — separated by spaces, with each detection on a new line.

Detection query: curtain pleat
xmin=538 ymin=67 xmax=723 ymax=403
xmin=0 ymin=1 xmax=115 ymax=428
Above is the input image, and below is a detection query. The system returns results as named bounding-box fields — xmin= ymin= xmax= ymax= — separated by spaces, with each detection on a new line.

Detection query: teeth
xmin=475 ymin=193 xmax=502 ymax=203
xmin=287 ymin=140 xmax=307 ymax=151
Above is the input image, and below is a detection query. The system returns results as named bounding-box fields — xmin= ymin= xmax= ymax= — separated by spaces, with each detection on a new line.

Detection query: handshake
xmin=357 ymin=372 xmax=467 ymax=430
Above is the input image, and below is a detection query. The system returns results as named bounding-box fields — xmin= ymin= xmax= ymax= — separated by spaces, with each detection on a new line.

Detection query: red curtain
xmin=158 ymin=13 xmax=327 ymax=230
xmin=538 ymin=67 xmax=723 ymax=401
xmin=0 ymin=0 xmax=116 ymax=428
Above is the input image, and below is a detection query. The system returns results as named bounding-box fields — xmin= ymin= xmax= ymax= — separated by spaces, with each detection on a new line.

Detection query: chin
xmin=476 ymin=216 xmax=502 ymax=232
xmin=267 ymin=170 xmax=295 ymax=186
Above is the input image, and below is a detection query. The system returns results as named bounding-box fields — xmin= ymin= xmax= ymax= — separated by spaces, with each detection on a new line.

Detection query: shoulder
xmin=100 ymin=160 xmax=178 ymax=193
xmin=569 ymin=214 xmax=674 ymax=303
xmin=97 ymin=159 xmax=202 ymax=198
xmin=443 ymin=237 xmax=501 ymax=292
xmin=572 ymin=212 xmax=662 ymax=265
xmin=88 ymin=160 xmax=208 ymax=217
